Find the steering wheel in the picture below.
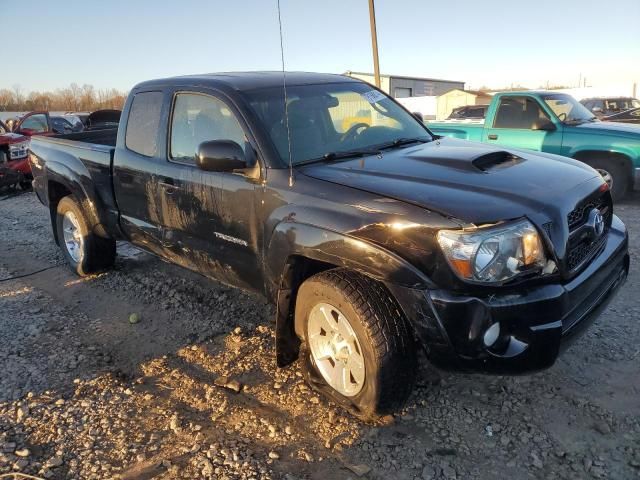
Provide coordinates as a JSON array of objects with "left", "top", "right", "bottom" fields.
[
  {"left": 340, "top": 122, "right": 370, "bottom": 143},
  {"left": 557, "top": 112, "right": 567, "bottom": 121}
]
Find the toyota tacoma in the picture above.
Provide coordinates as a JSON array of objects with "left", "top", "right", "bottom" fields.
[{"left": 29, "top": 73, "right": 629, "bottom": 419}]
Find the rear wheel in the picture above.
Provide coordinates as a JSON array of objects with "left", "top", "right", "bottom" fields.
[
  {"left": 582, "top": 159, "right": 629, "bottom": 201},
  {"left": 56, "top": 196, "right": 116, "bottom": 276},
  {"left": 295, "top": 269, "right": 417, "bottom": 420}
]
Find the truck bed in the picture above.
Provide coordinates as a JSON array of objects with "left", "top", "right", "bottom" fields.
[
  {"left": 29, "top": 128, "right": 119, "bottom": 231},
  {"left": 43, "top": 128, "right": 118, "bottom": 147}
]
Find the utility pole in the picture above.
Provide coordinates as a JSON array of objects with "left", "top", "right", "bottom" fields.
[{"left": 368, "top": 0, "right": 381, "bottom": 88}]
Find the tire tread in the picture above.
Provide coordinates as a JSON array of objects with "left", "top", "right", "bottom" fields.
[{"left": 308, "top": 268, "right": 417, "bottom": 413}]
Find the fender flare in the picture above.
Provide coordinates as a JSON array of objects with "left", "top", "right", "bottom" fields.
[{"left": 45, "top": 160, "right": 109, "bottom": 242}]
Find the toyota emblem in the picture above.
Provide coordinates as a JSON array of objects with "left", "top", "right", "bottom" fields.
[{"left": 590, "top": 209, "right": 605, "bottom": 237}]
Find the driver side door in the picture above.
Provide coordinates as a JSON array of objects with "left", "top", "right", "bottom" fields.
[
  {"left": 483, "top": 96, "right": 563, "bottom": 155},
  {"left": 157, "top": 90, "right": 264, "bottom": 292},
  {"left": 15, "top": 112, "right": 52, "bottom": 137}
]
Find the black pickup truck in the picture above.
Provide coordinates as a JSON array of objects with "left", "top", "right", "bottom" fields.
[{"left": 29, "top": 72, "right": 629, "bottom": 419}]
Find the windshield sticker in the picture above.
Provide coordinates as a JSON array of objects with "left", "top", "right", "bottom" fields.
[{"left": 361, "top": 90, "right": 386, "bottom": 104}]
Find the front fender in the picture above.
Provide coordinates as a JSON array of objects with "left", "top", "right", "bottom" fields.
[
  {"left": 266, "top": 221, "right": 431, "bottom": 294},
  {"left": 267, "top": 221, "right": 433, "bottom": 367},
  {"left": 568, "top": 145, "right": 639, "bottom": 165}
]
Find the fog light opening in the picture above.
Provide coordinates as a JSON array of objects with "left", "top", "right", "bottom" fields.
[{"left": 483, "top": 322, "right": 501, "bottom": 347}]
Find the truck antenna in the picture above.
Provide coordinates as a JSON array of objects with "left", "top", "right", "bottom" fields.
[{"left": 276, "top": 0, "right": 294, "bottom": 187}]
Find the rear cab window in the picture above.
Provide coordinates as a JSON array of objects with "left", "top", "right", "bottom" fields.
[{"left": 125, "top": 92, "right": 164, "bottom": 157}]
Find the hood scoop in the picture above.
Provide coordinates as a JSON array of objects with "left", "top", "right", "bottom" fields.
[{"left": 472, "top": 151, "right": 525, "bottom": 172}]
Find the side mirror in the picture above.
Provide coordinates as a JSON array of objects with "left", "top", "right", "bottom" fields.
[
  {"left": 531, "top": 119, "right": 556, "bottom": 131},
  {"left": 591, "top": 107, "right": 603, "bottom": 113},
  {"left": 412, "top": 112, "right": 423, "bottom": 122},
  {"left": 196, "top": 140, "right": 246, "bottom": 172}
]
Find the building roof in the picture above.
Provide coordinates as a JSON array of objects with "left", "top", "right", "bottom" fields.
[
  {"left": 345, "top": 71, "right": 465, "bottom": 84},
  {"left": 135, "top": 71, "right": 359, "bottom": 91}
]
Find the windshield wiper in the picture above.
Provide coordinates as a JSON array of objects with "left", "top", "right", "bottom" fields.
[
  {"left": 377, "top": 137, "right": 431, "bottom": 150},
  {"left": 563, "top": 118, "right": 592, "bottom": 125},
  {"left": 296, "top": 148, "right": 381, "bottom": 167}
]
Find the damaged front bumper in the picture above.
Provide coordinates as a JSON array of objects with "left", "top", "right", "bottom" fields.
[{"left": 392, "top": 215, "right": 629, "bottom": 374}]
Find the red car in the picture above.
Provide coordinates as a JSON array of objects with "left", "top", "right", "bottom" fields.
[{"left": 0, "top": 119, "right": 31, "bottom": 189}]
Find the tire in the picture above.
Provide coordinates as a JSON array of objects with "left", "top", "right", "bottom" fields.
[
  {"left": 19, "top": 180, "right": 32, "bottom": 191},
  {"left": 295, "top": 268, "right": 417, "bottom": 420},
  {"left": 582, "top": 159, "right": 630, "bottom": 201},
  {"left": 56, "top": 195, "right": 116, "bottom": 276}
]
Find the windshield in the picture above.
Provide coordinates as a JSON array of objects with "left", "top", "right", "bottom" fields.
[
  {"left": 543, "top": 94, "right": 596, "bottom": 124},
  {"left": 242, "top": 82, "right": 432, "bottom": 166}
]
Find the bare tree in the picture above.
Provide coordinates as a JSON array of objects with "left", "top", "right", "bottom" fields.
[
  {"left": 12, "top": 84, "right": 24, "bottom": 106},
  {"left": 0, "top": 83, "right": 127, "bottom": 112},
  {"left": 0, "top": 89, "right": 15, "bottom": 110}
]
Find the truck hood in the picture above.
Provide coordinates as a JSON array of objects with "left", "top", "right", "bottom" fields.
[
  {"left": 570, "top": 120, "right": 640, "bottom": 138},
  {"left": 0, "top": 132, "right": 29, "bottom": 145},
  {"left": 298, "top": 137, "right": 600, "bottom": 225}
]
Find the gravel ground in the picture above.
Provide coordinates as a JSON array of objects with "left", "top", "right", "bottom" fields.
[{"left": 0, "top": 190, "right": 639, "bottom": 480}]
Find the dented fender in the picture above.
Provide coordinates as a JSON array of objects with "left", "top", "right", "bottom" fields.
[
  {"left": 266, "top": 221, "right": 431, "bottom": 292},
  {"left": 266, "top": 221, "right": 432, "bottom": 367}
]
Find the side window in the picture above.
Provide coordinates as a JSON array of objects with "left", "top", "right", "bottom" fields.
[
  {"left": 20, "top": 114, "right": 48, "bottom": 133},
  {"left": 170, "top": 93, "right": 247, "bottom": 165},
  {"left": 125, "top": 91, "right": 164, "bottom": 157},
  {"left": 493, "top": 97, "right": 550, "bottom": 129}
]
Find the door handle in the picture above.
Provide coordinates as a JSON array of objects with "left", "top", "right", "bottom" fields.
[
  {"left": 159, "top": 177, "right": 177, "bottom": 194},
  {"left": 488, "top": 134, "right": 498, "bottom": 140}
]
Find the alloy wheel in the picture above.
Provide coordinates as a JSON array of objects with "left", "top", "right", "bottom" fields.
[{"left": 308, "top": 302, "right": 366, "bottom": 397}]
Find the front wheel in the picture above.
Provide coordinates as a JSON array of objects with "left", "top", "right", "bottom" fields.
[
  {"left": 56, "top": 196, "right": 116, "bottom": 276},
  {"left": 295, "top": 269, "right": 417, "bottom": 420}
]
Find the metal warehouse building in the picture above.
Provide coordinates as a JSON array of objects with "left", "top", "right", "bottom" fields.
[{"left": 344, "top": 71, "right": 465, "bottom": 98}]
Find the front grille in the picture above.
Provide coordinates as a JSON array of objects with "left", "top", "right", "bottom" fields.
[
  {"left": 567, "top": 234, "right": 607, "bottom": 271},
  {"left": 565, "top": 190, "right": 612, "bottom": 272},
  {"left": 567, "top": 196, "right": 609, "bottom": 230}
]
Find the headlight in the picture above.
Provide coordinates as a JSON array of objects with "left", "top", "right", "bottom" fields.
[{"left": 437, "top": 219, "right": 547, "bottom": 283}]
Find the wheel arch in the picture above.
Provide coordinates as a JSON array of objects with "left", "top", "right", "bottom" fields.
[
  {"left": 45, "top": 162, "right": 111, "bottom": 245},
  {"left": 572, "top": 150, "right": 633, "bottom": 182},
  {"left": 267, "top": 221, "right": 430, "bottom": 367}
]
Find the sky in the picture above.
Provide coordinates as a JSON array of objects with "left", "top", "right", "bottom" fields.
[{"left": 2, "top": 0, "right": 639, "bottom": 93}]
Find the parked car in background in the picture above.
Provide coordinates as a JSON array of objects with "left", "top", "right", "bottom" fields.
[
  {"left": 600, "top": 107, "right": 640, "bottom": 124},
  {"left": 10, "top": 112, "right": 61, "bottom": 137},
  {"left": 29, "top": 72, "right": 629, "bottom": 418},
  {"left": 63, "top": 112, "right": 91, "bottom": 127},
  {"left": 428, "top": 91, "right": 640, "bottom": 200},
  {"left": 581, "top": 97, "right": 640, "bottom": 121},
  {"left": 447, "top": 104, "right": 489, "bottom": 120},
  {"left": 0, "top": 119, "right": 31, "bottom": 189},
  {"left": 85, "top": 109, "right": 121, "bottom": 130},
  {"left": 51, "top": 116, "right": 83, "bottom": 134}
]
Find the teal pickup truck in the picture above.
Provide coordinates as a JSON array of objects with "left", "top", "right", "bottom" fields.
[{"left": 428, "top": 91, "right": 640, "bottom": 200}]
